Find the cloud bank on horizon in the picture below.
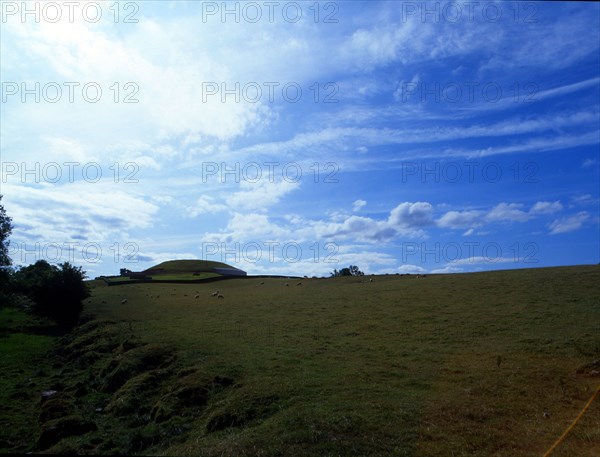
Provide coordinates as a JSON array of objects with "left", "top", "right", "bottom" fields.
[{"left": 1, "top": 0, "right": 599, "bottom": 277}]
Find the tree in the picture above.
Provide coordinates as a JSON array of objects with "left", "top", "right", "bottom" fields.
[
  {"left": 0, "top": 195, "right": 14, "bottom": 306},
  {"left": 13, "top": 260, "right": 90, "bottom": 328},
  {"left": 349, "top": 265, "right": 364, "bottom": 276},
  {"left": 330, "top": 265, "right": 364, "bottom": 277},
  {"left": 0, "top": 195, "right": 12, "bottom": 267}
]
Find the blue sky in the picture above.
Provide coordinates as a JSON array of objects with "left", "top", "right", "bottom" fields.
[{"left": 1, "top": 1, "right": 599, "bottom": 277}]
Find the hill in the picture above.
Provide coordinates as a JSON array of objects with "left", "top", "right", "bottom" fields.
[
  {"left": 103, "top": 260, "right": 247, "bottom": 284},
  {"left": 141, "top": 259, "right": 237, "bottom": 274},
  {"left": 1, "top": 265, "right": 599, "bottom": 455}
]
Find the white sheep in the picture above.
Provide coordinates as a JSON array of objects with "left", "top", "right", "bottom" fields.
[
  {"left": 194, "top": 294, "right": 200, "bottom": 299},
  {"left": 211, "top": 290, "right": 219, "bottom": 297},
  {"left": 121, "top": 299, "right": 128, "bottom": 304},
  {"left": 217, "top": 294, "right": 224, "bottom": 299},
  {"left": 369, "top": 278, "right": 373, "bottom": 283}
]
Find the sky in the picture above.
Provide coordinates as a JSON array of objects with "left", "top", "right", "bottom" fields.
[{"left": 0, "top": 0, "right": 599, "bottom": 278}]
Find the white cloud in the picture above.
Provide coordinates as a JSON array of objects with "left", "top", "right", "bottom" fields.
[
  {"left": 387, "top": 202, "right": 433, "bottom": 228},
  {"left": 352, "top": 199, "right": 367, "bottom": 212},
  {"left": 396, "top": 264, "right": 426, "bottom": 274},
  {"left": 225, "top": 179, "right": 299, "bottom": 211},
  {"left": 485, "top": 203, "right": 531, "bottom": 223},
  {"left": 449, "top": 256, "right": 517, "bottom": 266},
  {"left": 530, "top": 201, "right": 563, "bottom": 215},
  {"left": 549, "top": 212, "right": 590, "bottom": 234},
  {"left": 186, "top": 196, "right": 228, "bottom": 217},
  {"left": 437, "top": 210, "right": 484, "bottom": 229}
]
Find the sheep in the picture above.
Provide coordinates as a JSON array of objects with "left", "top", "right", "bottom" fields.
[
  {"left": 217, "top": 294, "right": 224, "bottom": 299},
  {"left": 285, "top": 283, "right": 289, "bottom": 287},
  {"left": 260, "top": 281, "right": 265, "bottom": 285},
  {"left": 194, "top": 294, "right": 200, "bottom": 299},
  {"left": 369, "top": 278, "right": 373, "bottom": 283},
  {"left": 121, "top": 299, "right": 128, "bottom": 304},
  {"left": 296, "top": 282, "right": 302, "bottom": 286},
  {"left": 211, "top": 290, "right": 219, "bottom": 297}
]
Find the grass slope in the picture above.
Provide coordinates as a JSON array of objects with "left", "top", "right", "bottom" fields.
[
  {"left": 1, "top": 265, "right": 599, "bottom": 455},
  {"left": 142, "top": 259, "right": 239, "bottom": 273}
]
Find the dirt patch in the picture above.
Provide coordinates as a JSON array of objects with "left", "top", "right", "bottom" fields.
[
  {"left": 206, "top": 394, "right": 280, "bottom": 432},
  {"left": 99, "top": 344, "right": 175, "bottom": 393},
  {"left": 37, "top": 415, "right": 97, "bottom": 450},
  {"left": 576, "top": 359, "right": 600, "bottom": 377}
]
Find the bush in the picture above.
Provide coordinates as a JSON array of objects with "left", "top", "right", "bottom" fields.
[{"left": 13, "top": 260, "right": 90, "bottom": 328}]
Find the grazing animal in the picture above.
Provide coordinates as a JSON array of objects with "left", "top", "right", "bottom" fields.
[
  {"left": 369, "top": 278, "right": 373, "bottom": 283},
  {"left": 194, "top": 295, "right": 200, "bottom": 299},
  {"left": 217, "top": 294, "right": 224, "bottom": 299},
  {"left": 260, "top": 281, "right": 264, "bottom": 285},
  {"left": 211, "top": 290, "right": 219, "bottom": 297},
  {"left": 296, "top": 282, "right": 302, "bottom": 286},
  {"left": 285, "top": 283, "right": 289, "bottom": 287},
  {"left": 121, "top": 299, "right": 128, "bottom": 304},
  {"left": 156, "top": 295, "right": 160, "bottom": 298}
]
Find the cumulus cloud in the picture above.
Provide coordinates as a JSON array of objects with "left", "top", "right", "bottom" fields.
[
  {"left": 549, "top": 212, "right": 589, "bottom": 234},
  {"left": 582, "top": 158, "right": 598, "bottom": 168},
  {"left": 530, "top": 200, "right": 563, "bottom": 215},
  {"left": 388, "top": 202, "right": 433, "bottom": 228},
  {"left": 225, "top": 179, "right": 300, "bottom": 211},
  {"left": 186, "top": 196, "right": 228, "bottom": 217},
  {"left": 437, "top": 210, "right": 484, "bottom": 229},
  {"left": 485, "top": 203, "right": 531, "bottom": 223},
  {"left": 352, "top": 199, "right": 367, "bottom": 212}
]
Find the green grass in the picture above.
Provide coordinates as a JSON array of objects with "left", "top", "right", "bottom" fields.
[
  {"left": 0, "top": 308, "right": 60, "bottom": 453},
  {"left": 142, "top": 259, "right": 237, "bottom": 273},
  {"left": 2, "top": 265, "right": 599, "bottom": 455}
]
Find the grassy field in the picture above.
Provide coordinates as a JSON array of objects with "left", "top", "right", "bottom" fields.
[{"left": 1, "top": 265, "right": 599, "bottom": 455}]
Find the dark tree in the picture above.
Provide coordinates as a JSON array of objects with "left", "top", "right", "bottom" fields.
[
  {"left": 0, "top": 195, "right": 14, "bottom": 306},
  {"left": 0, "top": 195, "right": 12, "bottom": 267},
  {"left": 13, "top": 260, "right": 90, "bottom": 328},
  {"left": 330, "top": 265, "right": 364, "bottom": 277},
  {"left": 349, "top": 265, "right": 364, "bottom": 276}
]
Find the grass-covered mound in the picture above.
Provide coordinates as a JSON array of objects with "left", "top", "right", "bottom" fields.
[{"left": 104, "top": 259, "right": 246, "bottom": 284}]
